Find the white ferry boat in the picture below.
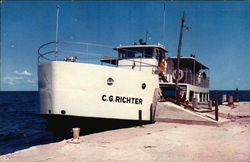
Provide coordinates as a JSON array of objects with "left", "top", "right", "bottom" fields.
[
  {"left": 38, "top": 12, "right": 210, "bottom": 128},
  {"left": 38, "top": 40, "right": 209, "bottom": 122},
  {"left": 38, "top": 40, "right": 163, "bottom": 123}
]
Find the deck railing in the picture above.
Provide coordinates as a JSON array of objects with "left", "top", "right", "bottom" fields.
[
  {"left": 38, "top": 41, "right": 159, "bottom": 72},
  {"left": 168, "top": 70, "right": 209, "bottom": 88},
  {"left": 38, "top": 41, "right": 117, "bottom": 65}
]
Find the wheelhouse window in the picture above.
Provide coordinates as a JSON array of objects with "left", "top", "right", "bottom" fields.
[{"left": 118, "top": 48, "right": 157, "bottom": 59}]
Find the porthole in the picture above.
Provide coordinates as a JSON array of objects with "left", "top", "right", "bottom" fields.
[
  {"left": 107, "top": 78, "right": 114, "bottom": 86},
  {"left": 61, "top": 110, "right": 66, "bottom": 115},
  {"left": 142, "top": 83, "right": 146, "bottom": 90}
]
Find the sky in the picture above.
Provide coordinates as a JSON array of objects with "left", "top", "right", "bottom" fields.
[{"left": 1, "top": 1, "right": 249, "bottom": 91}]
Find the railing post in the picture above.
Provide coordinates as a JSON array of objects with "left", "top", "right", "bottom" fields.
[
  {"left": 214, "top": 90, "right": 219, "bottom": 121},
  {"left": 86, "top": 44, "right": 89, "bottom": 63}
]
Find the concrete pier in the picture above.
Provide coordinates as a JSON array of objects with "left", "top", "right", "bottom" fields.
[{"left": 1, "top": 102, "right": 250, "bottom": 162}]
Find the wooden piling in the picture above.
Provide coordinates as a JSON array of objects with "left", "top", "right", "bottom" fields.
[
  {"left": 235, "top": 88, "right": 239, "bottom": 102},
  {"left": 138, "top": 110, "right": 142, "bottom": 127},
  {"left": 176, "top": 87, "right": 181, "bottom": 105},
  {"left": 214, "top": 91, "right": 219, "bottom": 121},
  {"left": 150, "top": 105, "right": 153, "bottom": 124}
]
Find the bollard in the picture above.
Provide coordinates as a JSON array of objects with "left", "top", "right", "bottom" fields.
[
  {"left": 228, "top": 95, "right": 234, "bottom": 105},
  {"left": 214, "top": 91, "right": 219, "bottom": 121},
  {"left": 208, "top": 100, "right": 212, "bottom": 109},
  {"left": 235, "top": 88, "right": 239, "bottom": 102},
  {"left": 138, "top": 110, "right": 142, "bottom": 127},
  {"left": 222, "top": 95, "right": 227, "bottom": 103},
  {"left": 72, "top": 128, "right": 80, "bottom": 141},
  {"left": 192, "top": 98, "right": 198, "bottom": 108},
  {"left": 67, "top": 127, "right": 81, "bottom": 144}
]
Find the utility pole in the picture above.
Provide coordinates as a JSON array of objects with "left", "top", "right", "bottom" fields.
[{"left": 175, "top": 12, "right": 186, "bottom": 104}]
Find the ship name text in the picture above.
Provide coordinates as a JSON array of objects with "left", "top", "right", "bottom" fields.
[{"left": 102, "top": 95, "right": 143, "bottom": 105}]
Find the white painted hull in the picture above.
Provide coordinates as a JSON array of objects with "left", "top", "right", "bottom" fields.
[{"left": 38, "top": 61, "right": 159, "bottom": 121}]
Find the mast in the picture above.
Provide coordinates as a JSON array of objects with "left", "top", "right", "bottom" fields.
[{"left": 175, "top": 12, "right": 186, "bottom": 104}]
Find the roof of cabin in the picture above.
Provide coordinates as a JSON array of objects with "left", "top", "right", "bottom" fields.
[
  {"left": 168, "top": 57, "right": 209, "bottom": 70},
  {"left": 113, "top": 44, "right": 168, "bottom": 52}
]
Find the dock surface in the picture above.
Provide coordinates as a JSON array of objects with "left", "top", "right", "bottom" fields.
[{"left": 1, "top": 102, "right": 250, "bottom": 162}]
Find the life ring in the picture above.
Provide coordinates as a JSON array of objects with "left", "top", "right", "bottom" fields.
[{"left": 172, "top": 69, "right": 184, "bottom": 81}]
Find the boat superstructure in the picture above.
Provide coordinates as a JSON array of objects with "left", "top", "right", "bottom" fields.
[{"left": 160, "top": 56, "right": 210, "bottom": 103}]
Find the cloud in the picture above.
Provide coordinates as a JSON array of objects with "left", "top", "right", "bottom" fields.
[
  {"left": 3, "top": 76, "right": 16, "bottom": 85},
  {"left": 3, "top": 76, "right": 37, "bottom": 86},
  {"left": 27, "top": 79, "right": 37, "bottom": 87},
  {"left": 3, "top": 76, "right": 25, "bottom": 85},
  {"left": 13, "top": 76, "right": 24, "bottom": 80},
  {"left": 27, "top": 79, "right": 36, "bottom": 83},
  {"left": 15, "top": 70, "right": 32, "bottom": 76},
  {"left": 3, "top": 70, "right": 35, "bottom": 87}
]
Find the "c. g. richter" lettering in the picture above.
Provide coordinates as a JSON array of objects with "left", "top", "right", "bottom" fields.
[{"left": 102, "top": 95, "right": 143, "bottom": 105}]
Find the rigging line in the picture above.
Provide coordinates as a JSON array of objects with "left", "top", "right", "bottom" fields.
[
  {"left": 162, "top": 1, "right": 166, "bottom": 45},
  {"left": 59, "top": 41, "right": 113, "bottom": 49},
  {"left": 58, "top": 50, "right": 109, "bottom": 57},
  {"left": 55, "top": 5, "right": 60, "bottom": 60}
]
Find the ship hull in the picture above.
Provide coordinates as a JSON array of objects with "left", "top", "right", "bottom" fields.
[{"left": 38, "top": 61, "right": 159, "bottom": 121}]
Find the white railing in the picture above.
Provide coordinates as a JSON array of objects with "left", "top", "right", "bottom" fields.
[
  {"left": 168, "top": 70, "right": 209, "bottom": 88},
  {"left": 38, "top": 41, "right": 116, "bottom": 65},
  {"left": 38, "top": 41, "right": 159, "bottom": 73}
]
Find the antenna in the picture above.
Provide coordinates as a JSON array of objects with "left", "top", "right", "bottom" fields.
[
  {"left": 162, "top": 2, "right": 166, "bottom": 45},
  {"left": 55, "top": 5, "right": 60, "bottom": 60},
  {"left": 145, "top": 31, "right": 148, "bottom": 44}
]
